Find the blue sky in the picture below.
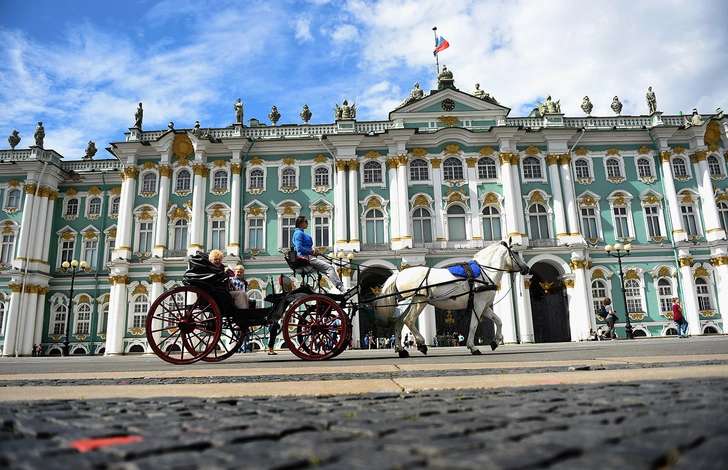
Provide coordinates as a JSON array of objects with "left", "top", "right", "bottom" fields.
[{"left": 1, "top": 0, "right": 727, "bottom": 159}]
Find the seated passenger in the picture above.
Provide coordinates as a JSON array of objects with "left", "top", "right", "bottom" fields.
[
  {"left": 292, "top": 215, "right": 344, "bottom": 292},
  {"left": 209, "top": 250, "right": 248, "bottom": 309}
]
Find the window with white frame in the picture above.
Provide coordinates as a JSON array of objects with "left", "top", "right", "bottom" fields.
[
  {"left": 681, "top": 202, "right": 700, "bottom": 236},
  {"left": 528, "top": 204, "right": 550, "bottom": 239},
  {"left": 281, "top": 216, "right": 296, "bottom": 248},
  {"left": 447, "top": 205, "right": 467, "bottom": 241},
  {"left": 141, "top": 173, "right": 157, "bottom": 193},
  {"left": 410, "top": 159, "right": 429, "bottom": 181},
  {"left": 249, "top": 169, "right": 264, "bottom": 190},
  {"left": 522, "top": 156, "right": 542, "bottom": 179},
  {"left": 363, "top": 161, "right": 383, "bottom": 184},
  {"left": 98, "top": 303, "right": 109, "bottom": 334},
  {"left": 247, "top": 217, "right": 264, "bottom": 250},
  {"left": 364, "top": 208, "right": 386, "bottom": 244},
  {"left": 210, "top": 219, "right": 226, "bottom": 251},
  {"left": 51, "top": 305, "right": 67, "bottom": 335},
  {"left": 581, "top": 207, "right": 599, "bottom": 240},
  {"left": 314, "top": 167, "right": 330, "bottom": 187},
  {"left": 606, "top": 158, "right": 622, "bottom": 178},
  {"left": 75, "top": 302, "right": 91, "bottom": 335},
  {"left": 176, "top": 169, "right": 191, "bottom": 191},
  {"left": 672, "top": 157, "right": 689, "bottom": 177},
  {"left": 657, "top": 277, "right": 673, "bottom": 315},
  {"left": 696, "top": 278, "right": 712, "bottom": 311},
  {"left": 613, "top": 206, "right": 631, "bottom": 238},
  {"left": 481, "top": 206, "right": 501, "bottom": 241},
  {"left": 644, "top": 205, "right": 662, "bottom": 237},
  {"left": 5, "top": 189, "right": 21, "bottom": 209},
  {"left": 1, "top": 231, "right": 16, "bottom": 264},
  {"left": 172, "top": 219, "right": 188, "bottom": 250},
  {"left": 65, "top": 197, "right": 79, "bottom": 217},
  {"left": 87, "top": 197, "right": 102, "bottom": 218},
  {"left": 59, "top": 238, "right": 75, "bottom": 265},
  {"left": 443, "top": 157, "right": 464, "bottom": 181},
  {"left": 718, "top": 201, "right": 728, "bottom": 232},
  {"left": 637, "top": 157, "right": 653, "bottom": 178},
  {"left": 110, "top": 196, "right": 120, "bottom": 216},
  {"left": 591, "top": 279, "right": 608, "bottom": 316},
  {"left": 313, "top": 215, "right": 331, "bottom": 248},
  {"left": 212, "top": 170, "right": 228, "bottom": 191},
  {"left": 137, "top": 221, "right": 154, "bottom": 253},
  {"left": 83, "top": 237, "right": 98, "bottom": 269},
  {"left": 131, "top": 295, "right": 148, "bottom": 329},
  {"left": 708, "top": 155, "right": 723, "bottom": 177},
  {"left": 625, "top": 278, "right": 643, "bottom": 313},
  {"left": 574, "top": 159, "right": 590, "bottom": 179},
  {"left": 477, "top": 157, "right": 497, "bottom": 179},
  {"left": 412, "top": 207, "right": 433, "bottom": 245},
  {"left": 281, "top": 168, "right": 297, "bottom": 189},
  {"left": 105, "top": 233, "right": 116, "bottom": 264}
]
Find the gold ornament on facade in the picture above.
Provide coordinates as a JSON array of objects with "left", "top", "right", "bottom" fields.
[
  {"left": 624, "top": 270, "right": 640, "bottom": 280},
  {"left": 23, "top": 183, "right": 37, "bottom": 195},
  {"left": 529, "top": 191, "right": 545, "bottom": 204},
  {"left": 606, "top": 148, "right": 621, "bottom": 156},
  {"left": 637, "top": 146, "right": 651, "bottom": 154},
  {"left": 129, "top": 328, "right": 145, "bottom": 336},
  {"left": 108, "top": 229, "right": 117, "bottom": 238},
  {"left": 172, "top": 207, "right": 190, "bottom": 220},
  {"left": 386, "top": 158, "right": 398, "bottom": 170},
  {"left": 558, "top": 154, "right": 571, "bottom": 165},
  {"left": 546, "top": 154, "right": 559, "bottom": 165},
  {"left": 699, "top": 310, "right": 716, "bottom": 318},
  {"left": 523, "top": 280, "right": 531, "bottom": 289},
  {"left": 366, "top": 198, "right": 382, "bottom": 210},
  {"left": 248, "top": 280, "right": 261, "bottom": 290},
  {"left": 570, "top": 259, "right": 587, "bottom": 270},
  {"left": 592, "top": 269, "right": 604, "bottom": 279},
  {"left": 111, "top": 275, "right": 130, "bottom": 285},
  {"left": 176, "top": 156, "right": 190, "bottom": 167},
  {"left": 229, "top": 163, "right": 242, "bottom": 175},
  {"left": 430, "top": 157, "right": 442, "bottom": 168},
  {"left": 110, "top": 186, "right": 122, "bottom": 195},
  {"left": 282, "top": 156, "right": 295, "bottom": 166},
  {"left": 484, "top": 192, "right": 499, "bottom": 204},
  {"left": 478, "top": 146, "right": 495, "bottom": 156},
  {"left": 123, "top": 167, "right": 139, "bottom": 179},
  {"left": 673, "top": 146, "right": 685, "bottom": 154},
  {"left": 448, "top": 192, "right": 463, "bottom": 203},
  {"left": 281, "top": 186, "right": 297, "bottom": 194},
  {"left": 659, "top": 151, "right": 672, "bottom": 163},
  {"left": 413, "top": 195, "right": 430, "bottom": 208},
  {"left": 249, "top": 156, "right": 263, "bottom": 166},
  {"left": 173, "top": 134, "right": 194, "bottom": 158},
  {"left": 465, "top": 157, "right": 478, "bottom": 168},
  {"left": 185, "top": 200, "right": 193, "bottom": 210},
  {"left": 132, "top": 284, "right": 148, "bottom": 296},
  {"left": 574, "top": 147, "right": 589, "bottom": 156},
  {"left": 498, "top": 152, "right": 513, "bottom": 165},
  {"left": 88, "top": 186, "right": 102, "bottom": 196},
  {"left": 335, "top": 160, "right": 348, "bottom": 171},
  {"left": 77, "top": 294, "right": 90, "bottom": 304},
  {"left": 444, "top": 144, "right": 461, "bottom": 155},
  {"left": 694, "top": 266, "right": 710, "bottom": 278},
  {"left": 192, "top": 164, "right": 208, "bottom": 177},
  {"left": 411, "top": 147, "right": 428, "bottom": 157},
  {"left": 85, "top": 230, "right": 97, "bottom": 240},
  {"left": 282, "top": 202, "right": 296, "bottom": 215},
  {"left": 24, "top": 285, "right": 40, "bottom": 294},
  {"left": 710, "top": 256, "right": 728, "bottom": 266},
  {"left": 8, "top": 179, "right": 20, "bottom": 187},
  {"left": 439, "top": 116, "right": 460, "bottom": 127},
  {"left": 211, "top": 159, "right": 226, "bottom": 168},
  {"left": 347, "top": 160, "right": 359, "bottom": 171},
  {"left": 563, "top": 279, "right": 575, "bottom": 288},
  {"left": 365, "top": 150, "right": 381, "bottom": 159},
  {"left": 314, "top": 154, "right": 328, "bottom": 163},
  {"left": 580, "top": 196, "right": 596, "bottom": 206},
  {"left": 539, "top": 281, "right": 553, "bottom": 292},
  {"left": 149, "top": 273, "right": 166, "bottom": 283},
  {"left": 704, "top": 120, "right": 721, "bottom": 146},
  {"left": 39, "top": 286, "right": 51, "bottom": 295},
  {"left": 397, "top": 154, "right": 409, "bottom": 167},
  {"left": 65, "top": 187, "right": 78, "bottom": 196},
  {"left": 314, "top": 204, "right": 329, "bottom": 214},
  {"left": 60, "top": 231, "right": 75, "bottom": 240},
  {"left": 658, "top": 266, "right": 672, "bottom": 277},
  {"left": 678, "top": 257, "right": 693, "bottom": 268},
  {"left": 139, "top": 208, "right": 153, "bottom": 220},
  {"left": 525, "top": 145, "right": 541, "bottom": 155},
  {"left": 444, "top": 310, "right": 454, "bottom": 324},
  {"left": 643, "top": 195, "right": 660, "bottom": 205},
  {"left": 9, "top": 283, "right": 22, "bottom": 293},
  {"left": 681, "top": 193, "right": 694, "bottom": 204},
  {"left": 247, "top": 206, "right": 262, "bottom": 217},
  {"left": 613, "top": 192, "right": 626, "bottom": 205},
  {"left": 141, "top": 161, "right": 156, "bottom": 170}
]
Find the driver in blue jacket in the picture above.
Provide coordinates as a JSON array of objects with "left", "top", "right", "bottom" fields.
[{"left": 292, "top": 215, "right": 344, "bottom": 292}]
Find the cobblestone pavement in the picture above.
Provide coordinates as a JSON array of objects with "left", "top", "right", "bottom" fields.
[{"left": 1, "top": 377, "right": 726, "bottom": 470}]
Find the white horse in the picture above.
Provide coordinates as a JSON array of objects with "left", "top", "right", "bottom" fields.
[{"left": 374, "top": 242, "right": 529, "bottom": 356}]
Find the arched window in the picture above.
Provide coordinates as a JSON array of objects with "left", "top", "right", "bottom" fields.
[
  {"left": 110, "top": 196, "right": 120, "bottom": 215},
  {"left": 176, "top": 169, "right": 191, "bottom": 191},
  {"left": 250, "top": 169, "right": 264, "bottom": 189},
  {"left": 606, "top": 158, "right": 622, "bottom": 178},
  {"left": 66, "top": 198, "right": 79, "bottom": 216},
  {"left": 637, "top": 157, "right": 653, "bottom": 178},
  {"left": 75, "top": 303, "right": 91, "bottom": 335},
  {"left": 132, "top": 295, "right": 148, "bottom": 329},
  {"left": 412, "top": 207, "right": 433, "bottom": 245},
  {"left": 481, "top": 206, "right": 501, "bottom": 241},
  {"left": 142, "top": 173, "right": 157, "bottom": 193},
  {"left": 574, "top": 160, "right": 590, "bottom": 179},
  {"left": 523, "top": 157, "right": 542, "bottom": 179},
  {"left": 625, "top": 279, "right": 643, "bottom": 313},
  {"left": 6, "top": 189, "right": 21, "bottom": 209},
  {"left": 591, "top": 279, "right": 608, "bottom": 316},
  {"left": 52, "top": 305, "right": 67, "bottom": 335},
  {"left": 363, "top": 161, "right": 383, "bottom": 184},
  {"left": 173, "top": 219, "right": 188, "bottom": 250},
  {"left": 718, "top": 201, "right": 728, "bottom": 232},
  {"left": 88, "top": 197, "right": 102, "bottom": 217},
  {"left": 314, "top": 167, "right": 330, "bottom": 187},
  {"left": 447, "top": 205, "right": 467, "bottom": 241},
  {"left": 696, "top": 278, "right": 712, "bottom": 311},
  {"left": 281, "top": 168, "right": 296, "bottom": 188},
  {"left": 212, "top": 170, "right": 228, "bottom": 191},
  {"left": 528, "top": 204, "right": 549, "bottom": 239},
  {"left": 657, "top": 278, "right": 673, "bottom": 315},
  {"left": 443, "top": 158, "right": 464, "bottom": 181},
  {"left": 708, "top": 155, "right": 722, "bottom": 177},
  {"left": 364, "top": 208, "right": 386, "bottom": 244},
  {"left": 410, "top": 159, "right": 429, "bottom": 181},
  {"left": 478, "top": 157, "right": 497, "bottom": 179},
  {"left": 672, "top": 157, "right": 688, "bottom": 177}
]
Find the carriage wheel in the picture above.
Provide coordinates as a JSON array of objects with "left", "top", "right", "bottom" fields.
[
  {"left": 146, "top": 286, "right": 222, "bottom": 365},
  {"left": 201, "top": 317, "right": 245, "bottom": 362},
  {"left": 283, "top": 294, "right": 348, "bottom": 361}
]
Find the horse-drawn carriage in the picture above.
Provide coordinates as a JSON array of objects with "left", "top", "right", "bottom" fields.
[{"left": 145, "top": 242, "right": 529, "bottom": 364}]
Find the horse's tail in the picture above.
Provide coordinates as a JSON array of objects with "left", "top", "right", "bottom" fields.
[{"left": 374, "top": 273, "right": 399, "bottom": 316}]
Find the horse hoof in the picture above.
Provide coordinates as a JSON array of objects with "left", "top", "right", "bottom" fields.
[
  {"left": 490, "top": 340, "right": 499, "bottom": 351},
  {"left": 471, "top": 349, "right": 482, "bottom": 355},
  {"left": 419, "top": 345, "right": 428, "bottom": 355},
  {"left": 398, "top": 350, "right": 410, "bottom": 358}
]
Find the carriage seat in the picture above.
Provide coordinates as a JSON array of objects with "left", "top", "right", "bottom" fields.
[{"left": 285, "top": 247, "right": 317, "bottom": 277}]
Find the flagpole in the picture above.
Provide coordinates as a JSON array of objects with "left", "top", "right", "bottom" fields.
[{"left": 433, "top": 26, "right": 440, "bottom": 75}]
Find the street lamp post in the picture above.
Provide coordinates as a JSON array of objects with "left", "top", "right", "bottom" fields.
[
  {"left": 61, "top": 259, "right": 88, "bottom": 356},
  {"left": 604, "top": 243, "right": 634, "bottom": 340}
]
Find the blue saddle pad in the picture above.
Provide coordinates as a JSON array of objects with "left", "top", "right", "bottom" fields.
[{"left": 447, "top": 260, "right": 482, "bottom": 278}]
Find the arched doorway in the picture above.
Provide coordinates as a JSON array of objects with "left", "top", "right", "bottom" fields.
[
  {"left": 357, "top": 265, "right": 396, "bottom": 349},
  {"left": 529, "top": 262, "right": 570, "bottom": 343}
]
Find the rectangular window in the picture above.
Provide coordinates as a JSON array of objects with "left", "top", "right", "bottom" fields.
[
  {"left": 613, "top": 207, "right": 630, "bottom": 238},
  {"left": 248, "top": 218, "right": 264, "bottom": 250},
  {"left": 681, "top": 206, "right": 699, "bottom": 236},
  {"left": 132, "top": 303, "right": 147, "bottom": 329},
  {"left": 83, "top": 239, "right": 98, "bottom": 269},
  {"left": 581, "top": 207, "right": 598, "bottom": 239},
  {"left": 281, "top": 217, "right": 296, "bottom": 248},
  {"left": 211, "top": 220, "right": 226, "bottom": 251},
  {"left": 60, "top": 240, "right": 75, "bottom": 264},
  {"left": 314, "top": 216, "right": 330, "bottom": 247},
  {"left": 1, "top": 233, "right": 15, "bottom": 264},
  {"left": 106, "top": 238, "right": 116, "bottom": 263},
  {"left": 76, "top": 306, "right": 91, "bottom": 335},
  {"left": 366, "top": 218, "right": 385, "bottom": 244},
  {"left": 645, "top": 206, "right": 662, "bottom": 237},
  {"left": 52, "top": 308, "right": 66, "bottom": 335},
  {"left": 138, "top": 222, "right": 153, "bottom": 252}
]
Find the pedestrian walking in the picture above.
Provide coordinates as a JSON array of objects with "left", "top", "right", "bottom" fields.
[
  {"left": 673, "top": 297, "right": 688, "bottom": 338},
  {"left": 603, "top": 298, "right": 618, "bottom": 340}
]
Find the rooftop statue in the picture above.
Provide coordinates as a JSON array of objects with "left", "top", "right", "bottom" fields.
[
  {"left": 34, "top": 121, "right": 45, "bottom": 148},
  {"left": 537, "top": 95, "right": 561, "bottom": 115},
  {"left": 300, "top": 104, "right": 312, "bottom": 124},
  {"left": 473, "top": 83, "right": 485, "bottom": 99},
  {"left": 684, "top": 108, "right": 704, "bottom": 127},
  {"left": 437, "top": 65, "right": 455, "bottom": 90},
  {"left": 192, "top": 121, "right": 202, "bottom": 137},
  {"left": 8, "top": 130, "right": 20, "bottom": 150},
  {"left": 646, "top": 86, "right": 657, "bottom": 114},
  {"left": 234, "top": 98, "right": 244, "bottom": 124},
  {"left": 133, "top": 102, "right": 143, "bottom": 129},
  {"left": 335, "top": 100, "right": 356, "bottom": 120},
  {"left": 397, "top": 82, "right": 425, "bottom": 109},
  {"left": 269, "top": 106, "right": 281, "bottom": 126},
  {"left": 83, "top": 141, "right": 97, "bottom": 160},
  {"left": 611, "top": 96, "right": 623, "bottom": 116},
  {"left": 581, "top": 96, "right": 593, "bottom": 116}
]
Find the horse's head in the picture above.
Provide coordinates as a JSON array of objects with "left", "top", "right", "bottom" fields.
[{"left": 500, "top": 241, "right": 530, "bottom": 275}]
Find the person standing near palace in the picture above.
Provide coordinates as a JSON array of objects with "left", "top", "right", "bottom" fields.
[
  {"left": 292, "top": 215, "right": 344, "bottom": 292},
  {"left": 673, "top": 297, "right": 688, "bottom": 338},
  {"left": 603, "top": 298, "right": 618, "bottom": 340}
]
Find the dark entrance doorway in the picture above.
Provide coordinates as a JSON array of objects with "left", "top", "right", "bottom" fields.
[
  {"left": 529, "top": 262, "right": 570, "bottom": 343},
  {"left": 435, "top": 307, "right": 494, "bottom": 347},
  {"left": 356, "top": 266, "right": 396, "bottom": 349}
]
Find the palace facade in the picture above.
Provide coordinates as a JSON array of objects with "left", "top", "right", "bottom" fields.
[{"left": 1, "top": 76, "right": 727, "bottom": 356}]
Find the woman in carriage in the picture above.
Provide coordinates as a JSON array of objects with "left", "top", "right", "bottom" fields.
[{"left": 292, "top": 216, "right": 344, "bottom": 292}]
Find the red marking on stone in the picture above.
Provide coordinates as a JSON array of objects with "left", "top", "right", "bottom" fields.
[{"left": 71, "top": 436, "right": 144, "bottom": 452}]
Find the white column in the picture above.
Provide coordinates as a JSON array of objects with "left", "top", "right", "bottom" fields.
[
  {"left": 517, "top": 275, "right": 535, "bottom": 343},
  {"left": 153, "top": 166, "right": 171, "bottom": 257},
  {"left": 148, "top": 273, "right": 165, "bottom": 353},
  {"left": 546, "top": 155, "right": 568, "bottom": 239},
  {"left": 115, "top": 168, "right": 138, "bottom": 259},
  {"left": 712, "top": 257, "right": 728, "bottom": 333},
  {"left": 188, "top": 164, "right": 207, "bottom": 255},
  {"left": 104, "top": 275, "right": 129, "bottom": 355},
  {"left": 30, "top": 191, "right": 49, "bottom": 263},
  {"left": 499, "top": 153, "right": 519, "bottom": 239},
  {"left": 2, "top": 285, "right": 23, "bottom": 356},
  {"left": 334, "top": 160, "right": 348, "bottom": 247},
  {"left": 387, "top": 157, "right": 401, "bottom": 249},
  {"left": 465, "top": 158, "right": 483, "bottom": 244},
  {"left": 34, "top": 287, "right": 49, "bottom": 347},
  {"left": 496, "top": 273, "right": 517, "bottom": 343},
  {"left": 397, "top": 155, "right": 412, "bottom": 248},
  {"left": 693, "top": 152, "right": 725, "bottom": 241},
  {"left": 559, "top": 155, "right": 580, "bottom": 237},
  {"left": 511, "top": 160, "right": 526, "bottom": 237},
  {"left": 431, "top": 158, "right": 446, "bottom": 245},
  {"left": 348, "top": 161, "right": 360, "bottom": 250},
  {"left": 678, "top": 254, "right": 700, "bottom": 337},
  {"left": 41, "top": 192, "right": 57, "bottom": 264},
  {"left": 20, "top": 288, "right": 39, "bottom": 356},
  {"left": 13, "top": 185, "right": 36, "bottom": 270},
  {"left": 569, "top": 259, "right": 592, "bottom": 341},
  {"left": 660, "top": 152, "right": 687, "bottom": 242},
  {"left": 229, "top": 162, "right": 242, "bottom": 256}
]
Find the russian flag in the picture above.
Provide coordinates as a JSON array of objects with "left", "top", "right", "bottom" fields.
[{"left": 433, "top": 36, "right": 450, "bottom": 56}]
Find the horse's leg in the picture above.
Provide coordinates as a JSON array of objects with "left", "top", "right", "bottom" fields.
[
  {"left": 482, "top": 306, "right": 503, "bottom": 351},
  {"left": 402, "top": 299, "right": 428, "bottom": 355},
  {"left": 466, "top": 307, "right": 483, "bottom": 355},
  {"left": 393, "top": 317, "right": 408, "bottom": 358}
]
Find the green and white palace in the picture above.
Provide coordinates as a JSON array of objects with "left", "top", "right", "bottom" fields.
[{"left": 2, "top": 73, "right": 727, "bottom": 356}]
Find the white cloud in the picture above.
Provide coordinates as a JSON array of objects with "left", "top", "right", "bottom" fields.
[
  {"left": 331, "top": 24, "right": 359, "bottom": 43},
  {"left": 294, "top": 18, "right": 314, "bottom": 42}
]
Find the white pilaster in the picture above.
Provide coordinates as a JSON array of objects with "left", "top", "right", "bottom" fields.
[
  {"left": 229, "top": 162, "right": 242, "bottom": 256},
  {"left": 498, "top": 152, "right": 521, "bottom": 243},
  {"left": 347, "top": 161, "right": 360, "bottom": 251},
  {"left": 2, "top": 286, "right": 23, "bottom": 356},
  {"left": 40, "top": 193, "right": 57, "bottom": 266},
  {"left": 153, "top": 166, "right": 171, "bottom": 257},
  {"left": 34, "top": 288, "right": 48, "bottom": 347},
  {"left": 13, "top": 186, "right": 35, "bottom": 270},
  {"left": 678, "top": 253, "right": 700, "bottom": 337},
  {"left": 148, "top": 272, "right": 165, "bottom": 353},
  {"left": 693, "top": 152, "right": 725, "bottom": 241},
  {"left": 396, "top": 155, "right": 412, "bottom": 248},
  {"left": 431, "top": 158, "right": 446, "bottom": 245},
  {"left": 188, "top": 164, "right": 207, "bottom": 255},
  {"left": 387, "top": 157, "right": 401, "bottom": 249},
  {"left": 465, "top": 158, "right": 483, "bottom": 244},
  {"left": 115, "top": 168, "right": 138, "bottom": 259},
  {"left": 20, "top": 289, "right": 39, "bottom": 356},
  {"left": 568, "top": 258, "right": 592, "bottom": 341},
  {"left": 660, "top": 152, "right": 687, "bottom": 242},
  {"left": 496, "top": 273, "right": 517, "bottom": 343},
  {"left": 334, "top": 160, "right": 348, "bottom": 248},
  {"left": 559, "top": 155, "right": 581, "bottom": 239},
  {"left": 104, "top": 273, "right": 129, "bottom": 355},
  {"left": 30, "top": 191, "right": 49, "bottom": 265},
  {"left": 712, "top": 257, "right": 728, "bottom": 333},
  {"left": 546, "top": 155, "right": 568, "bottom": 239}
]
